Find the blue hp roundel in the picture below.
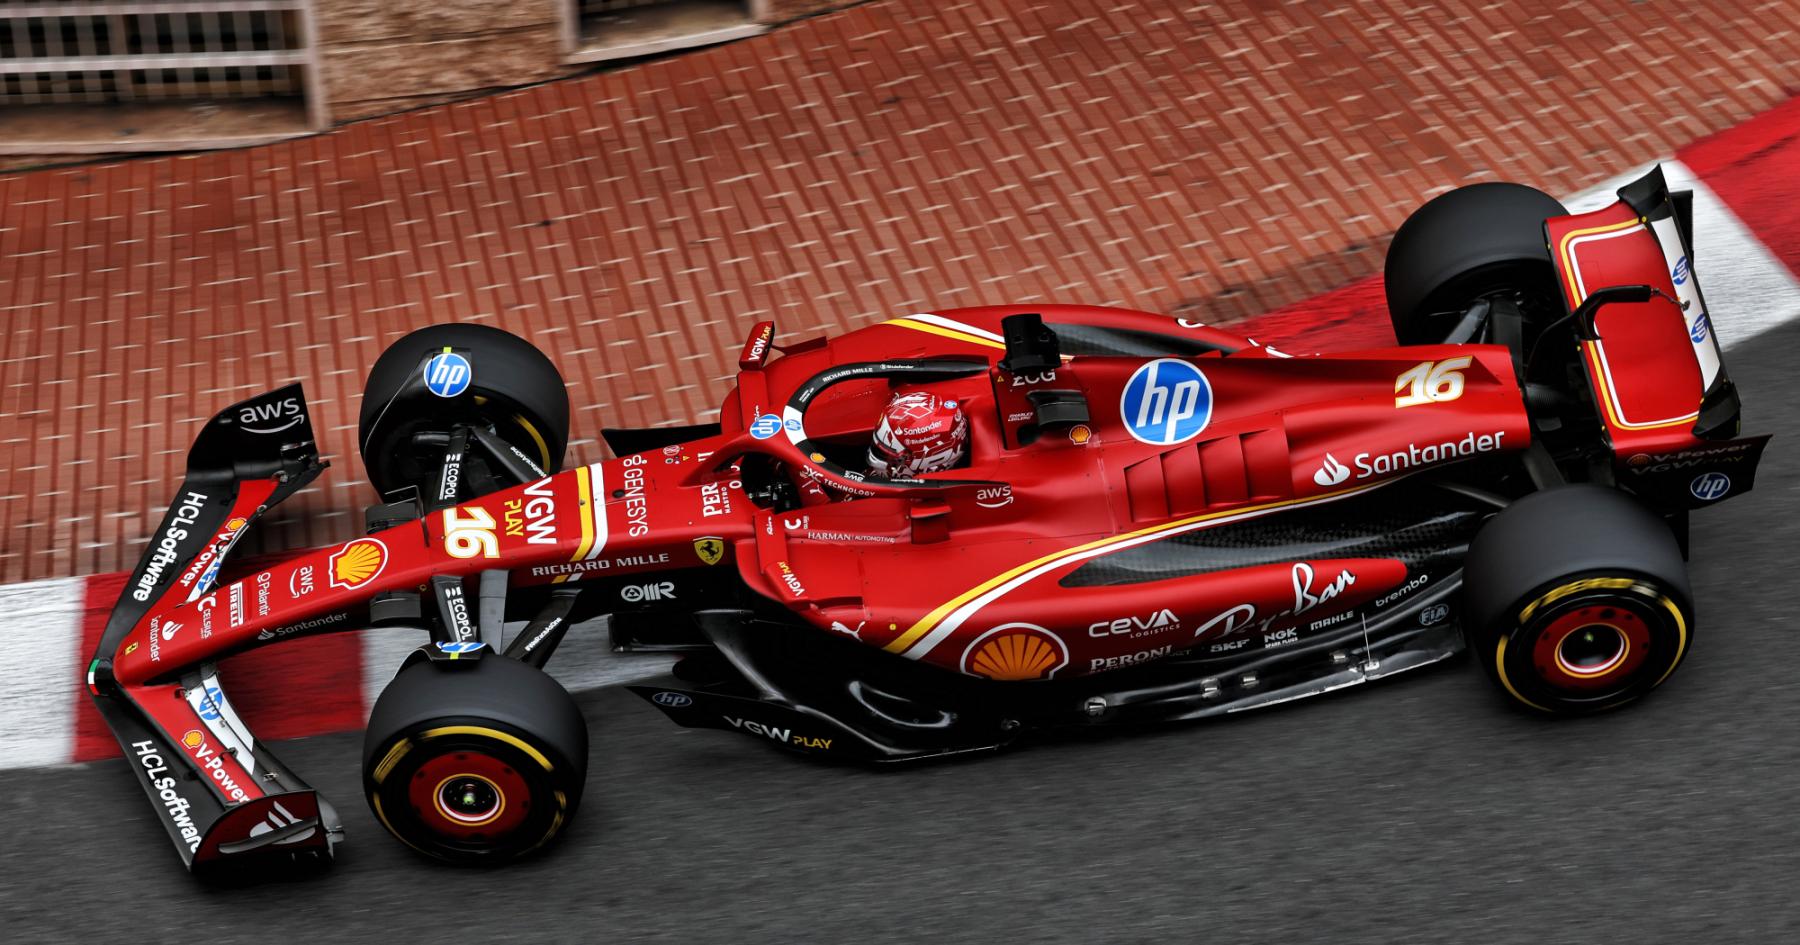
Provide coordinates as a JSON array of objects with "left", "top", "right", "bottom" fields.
[
  {"left": 1689, "top": 472, "right": 1730, "bottom": 501},
  {"left": 1120, "top": 359, "right": 1213, "bottom": 445},
  {"left": 1671, "top": 255, "right": 1690, "bottom": 286},
  {"left": 749, "top": 413, "right": 782, "bottom": 439},
  {"left": 423, "top": 352, "right": 473, "bottom": 398}
]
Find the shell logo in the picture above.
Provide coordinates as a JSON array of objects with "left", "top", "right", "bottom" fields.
[
  {"left": 1068, "top": 424, "right": 1092, "bottom": 445},
  {"left": 961, "top": 623, "right": 1068, "bottom": 681},
  {"left": 329, "top": 538, "right": 388, "bottom": 589},
  {"left": 182, "top": 730, "right": 204, "bottom": 749},
  {"left": 226, "top": 516, "right": 248, "bottom": 531}
]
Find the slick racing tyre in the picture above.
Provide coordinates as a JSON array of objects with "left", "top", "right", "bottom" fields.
[
  {"left": 359, "top": 323, "right": 571, "bottom": 497},
  {"left": 1384, "top": 181, "right": 1568, "bottom": 346},
  {"left": 363, "top": 655, "right": 588, "bottom": 864},
  {"left": 1463, "top": 485, "right": 1695, "bottom": 715}
]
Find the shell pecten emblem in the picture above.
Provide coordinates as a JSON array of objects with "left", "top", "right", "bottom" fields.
[
  {"left": 961, "top": 623, "right": 1069, "bottom": 680},
  {"left": 329, "top": 538, "right": 388, "bottom": 590}
]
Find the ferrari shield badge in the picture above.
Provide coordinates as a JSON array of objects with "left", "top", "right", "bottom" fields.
[{"left": 693, "top": 537, "right": 726, "bottom": 566}]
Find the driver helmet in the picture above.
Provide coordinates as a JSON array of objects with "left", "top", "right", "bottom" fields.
[{"left": 867, "top": 390, "right": 967, "bottom": 477}]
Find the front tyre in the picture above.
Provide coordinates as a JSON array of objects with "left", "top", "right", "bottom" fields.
[
  {"left": 363, "top": 656, "right": 588, "bottom": 864},
  {"left": 1464, "top": 486, "right": 1695, "bottom": 715}
]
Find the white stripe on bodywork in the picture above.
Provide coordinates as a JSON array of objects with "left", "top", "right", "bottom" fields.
[
  {"left": 0, "top": 578, "right": 85, "bottom": 769},
  {"left": 907, "top": 312, "right": 1006, "bottom": 342},
  {"left": 189, "top": 665, "right": 257, "bottom": 775}
]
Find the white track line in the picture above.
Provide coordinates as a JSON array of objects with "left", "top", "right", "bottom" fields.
[
  {"left": 1563, "top": 160, "right": 1800, "bottom": 351},
  {"left": 0, "top": 578, "right": 87, "bottom": 769}
]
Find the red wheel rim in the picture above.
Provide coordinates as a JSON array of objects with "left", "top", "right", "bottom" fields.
[
  {"left": 1530, "top": 602, "right": 1652, "bottom": 691},
  {"left": 408, "top": 750, "right": 532, "bottom": 840}
]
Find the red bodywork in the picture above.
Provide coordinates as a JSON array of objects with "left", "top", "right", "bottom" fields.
[{"left": 111, "top": 184, "right": 1726, "bottom": 692}]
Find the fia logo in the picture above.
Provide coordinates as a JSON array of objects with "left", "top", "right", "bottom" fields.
[
  {"left": 1689, "top": 472, "right": 1730, "bottom": 501},
  {"left": 423, "top": 352, "right": 473, "bottom": 398},
  {"left": 1120, "top": 359, "right": 1212, "bottom": 445}
]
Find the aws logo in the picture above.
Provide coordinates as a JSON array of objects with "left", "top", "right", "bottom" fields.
[{"left": 238, "top": 396, "right": 303, "bottom": 435}]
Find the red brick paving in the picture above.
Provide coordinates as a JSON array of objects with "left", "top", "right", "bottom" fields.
[{"left": 3, "top": 0, "right": 1799, "bottom": 583}]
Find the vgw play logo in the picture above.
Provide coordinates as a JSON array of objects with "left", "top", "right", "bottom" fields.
[{"left": 1120, "top": 359, "right": 1213, "bottom": 445}]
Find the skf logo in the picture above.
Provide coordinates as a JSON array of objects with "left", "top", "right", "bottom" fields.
[
  {"left": 1313, "top": 453, "right": 1350, "bottom": 487},
  {"left": 329, "top": 538, "right": 387, "bottom": 589}
]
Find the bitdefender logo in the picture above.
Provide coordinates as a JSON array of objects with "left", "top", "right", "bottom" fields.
[{"left": 1312, "top": 453, "right": 1350, "bottom": 487}]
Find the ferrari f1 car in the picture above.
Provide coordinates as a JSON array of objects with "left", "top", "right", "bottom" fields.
[{"left": 89, "top": 166, "right": 1769, "bottom": 870}]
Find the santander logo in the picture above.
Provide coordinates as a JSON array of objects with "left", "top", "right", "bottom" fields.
[{"left": 1313, "top": 453, "right": 1350, "bottom": 487}]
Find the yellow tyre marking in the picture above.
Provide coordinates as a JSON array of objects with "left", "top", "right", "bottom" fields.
[
  {"left": 513, "top": 414, "right": 553, "bottom": 470},
  {"left": 1494, "top": 635, "right": 1553, "bottom": 713}
]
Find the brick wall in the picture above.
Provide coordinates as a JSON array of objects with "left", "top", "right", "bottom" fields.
[{"left": 313, "top": 0, "right": 574, "bottom": 120}]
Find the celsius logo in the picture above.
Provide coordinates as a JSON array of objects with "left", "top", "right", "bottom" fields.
[
  {"left": 1313, "top": 453, "right": 1350, "bottom": 487},
  {"left": 1672, "top": 255, "right": 1690, "bottom": 286},
  {"left": 652, "top": 691, "right": 692, "bottom": 708},
  {"left": 238, "top": 396, "right": 303, "bottom": 435},
  {"left": 1689, "top": 313, "right": 1711, "bottom": 345},
  {"left": 1120, "top": 359, "right": 1213, "bottom": 445},
  {"left": 423, "top": 352, "right": 472, "bottom": 398},
  {"left": 1690, "top": 472, "right": 1730, "bottom": 501}
]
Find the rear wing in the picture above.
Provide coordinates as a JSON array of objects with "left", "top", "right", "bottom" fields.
[
  {"left": 1544, "top": 164, "right": 1769, "bottom": 509},
  {"left": 87, "top": 385, "right": 341, "bottom": 870}
]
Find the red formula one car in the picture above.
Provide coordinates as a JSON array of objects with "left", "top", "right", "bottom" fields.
[{"left": 88, "top": 166, "right": 1769, "bottom": 871}]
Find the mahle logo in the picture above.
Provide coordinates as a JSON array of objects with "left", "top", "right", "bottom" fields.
[{"left": 1120, "top": 359, "right": 1212, "bottom": 445}]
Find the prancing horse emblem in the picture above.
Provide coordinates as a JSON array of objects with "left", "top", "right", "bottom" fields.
[{"left": 693, "top": 537, "right": 725, "bottom": 566}]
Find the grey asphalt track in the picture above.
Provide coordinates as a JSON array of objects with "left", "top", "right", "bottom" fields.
[{"left": 4, "top": 319, "right": 1798, "bottom": 944}]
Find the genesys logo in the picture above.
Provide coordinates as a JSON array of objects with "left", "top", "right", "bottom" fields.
[
  {"left": 1121, "top": 359, "right": 1213, "bottom": 445},
  {"left": 238, "top": 396, "right": 304, "bottom": 435},
  {"left": 1312, "top": 432, "right": 1506, "bottom": 485}
]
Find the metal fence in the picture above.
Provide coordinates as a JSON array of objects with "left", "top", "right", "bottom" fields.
[{"left": 0, "top": 1, "right": 323, "bottom": 127}]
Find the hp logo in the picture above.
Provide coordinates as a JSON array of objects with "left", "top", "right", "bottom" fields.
[
  {"left": 423, "top": 352, "right": 473, "bottom": 398},
  {"left": 1689, "top": 472, "right": 1730, "bottom": 501},
  {"left": 1689, "top": 313, "right": 1711, "bottom": 345},
  {"left": 1671, "top": 255, "right": 1690, "bottom": 286},
  {"left": 749, "top": 413, "right": 782, "bottom": 439},
  {"left": 197, "top": 686, "right": 224, "bottom": 722},
  {"left": 1120, "top": 359, "right": 1212, "bottom": 445},
  {"left": 652, "top": 691, "right": 692, "bottom": 708}
]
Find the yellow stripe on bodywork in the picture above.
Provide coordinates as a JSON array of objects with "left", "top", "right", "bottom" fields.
[
  {"left": 553, "top": 465, "right": 596, "bottom": 584},
  {"left": 1556, "top": 216, "right": 1644, "bottom": 305},
  {"left": 884, "top": 317, "right": 1007, "bottom": 351},
  {"left": 1581, "top": 341, "right": 1700, "bottom": 431},
  {"left": 883, "top": 481, "right": 1387, "bottom": 655}
]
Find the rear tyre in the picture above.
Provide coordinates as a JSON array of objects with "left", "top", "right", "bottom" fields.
[
  {"left": 1384, "top": 182, "right": 1568, "bottom": 345},
  {"left": 359, "top": 323, "right": 571, "bottom": 497},
  {"left": 1463, "top": 485, "right": 1695, "bottom": 715},
  {"left": 363, "top": 656, "right": 588, "bottom": 864}
]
